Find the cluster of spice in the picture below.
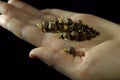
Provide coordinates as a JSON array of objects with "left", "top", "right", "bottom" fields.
[{"left": 36, "top": 17, "right": 100, "bottom": 41}]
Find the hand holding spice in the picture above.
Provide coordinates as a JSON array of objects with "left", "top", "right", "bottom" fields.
[{"left": 0, "top": 0, "right": 120, "bottom": 80}]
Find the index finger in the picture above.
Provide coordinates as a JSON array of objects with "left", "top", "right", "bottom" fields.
[
  {"left": 8, "top": 0, "right": 42, "bottom": 17},
  {"left": 0, "top": 15, "right": 44, "bottom": 46}
]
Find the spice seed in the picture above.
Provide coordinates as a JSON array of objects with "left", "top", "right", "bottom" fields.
[
  {"left": 64, "top": 46, "right": 76, "bottom": 55},
  {"left": 63, "top": 32, "right": 71, "bottom": 40},
  {"left": 64, "top": 18, "right": 73, "bottom": 26},
  {"left": 48, "top": 22, "right": 57, "bottom": 31},
  {"left": 56, "top": 32, "right": 63, "bottom": 38},
  {"left": 36, "top": 22, "right": 43, "bottom": 30}
]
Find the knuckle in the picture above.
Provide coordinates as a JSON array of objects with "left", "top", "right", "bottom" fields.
[
  {"left": 0, "top": 2, "right": 13, "bottom": 14},
  {"left": 7, "top": 18, "right": 24, "bottom": 38}
]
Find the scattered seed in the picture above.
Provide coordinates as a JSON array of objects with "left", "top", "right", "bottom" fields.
[
  {"left": 64, "top": 46, "right": 76, "bottom": 55},
  {"left": 63, "top": 32, "right": 71, "bottom": 40},
  {"left": 56, "top": 32, "right": 63, "bottom": 38},
  {"left": 64, "top": 18, "right": 73, "bottom": 26},
  {"left": 63, "top": 25, "right": 69, "bottom": 31},
  {"left": 42, "top": 21, "right": 49, "bottom": 31},
  {"left": 36, "top": 22, "right": 43, "bottom": 30},
  {"left": 48, "top": 21, "right": 57, "bottom": 31},
  {"left": 71, "top": 31, "right": 79, "bottom": 40},
  {"left": 58, "top": 17, "right": 64, "bottom": 24}
]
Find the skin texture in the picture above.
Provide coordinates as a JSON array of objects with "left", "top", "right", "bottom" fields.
[{"left": 0, "top": 0, "right": 120, "bottom": 80}]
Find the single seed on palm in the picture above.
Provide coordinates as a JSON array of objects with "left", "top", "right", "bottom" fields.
[{"left": 64, "top": 46, "right": 76, "bottom": 55}]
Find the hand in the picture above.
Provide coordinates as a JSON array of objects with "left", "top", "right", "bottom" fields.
[{"left": 0, "top": 0, "right": 120, "bottom": 80}]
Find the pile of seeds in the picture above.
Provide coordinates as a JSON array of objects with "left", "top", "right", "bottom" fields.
[{"left": 36, "top": 17, "right": 100, "bottom": 41}]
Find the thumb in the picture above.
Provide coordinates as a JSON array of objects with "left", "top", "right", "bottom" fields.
[{"left": 29, "top": 47, "right": 83, "bottom": 79}]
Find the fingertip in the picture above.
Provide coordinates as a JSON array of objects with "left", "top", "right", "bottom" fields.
[
  {"left": 29, "top": 54, "right": 38, "bottom": 59},
  {"left": 29, "top": 47, "right": 40, "bottom": 59},
  {"left": 29, "top": 51, "right": 37, "bottom": 59}
]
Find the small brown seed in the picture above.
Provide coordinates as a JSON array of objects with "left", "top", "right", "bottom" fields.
[
  {"left": 64, "top": 46, "right": 76, "bottom": 55},
  {"left": 56, "top": 32, "right": 63, "bottom": 38},
  {"left": 57, "top": 17, "right": 64, "bottom": 24},
  {"left": 64, "top": 18, "right": 73, "bottom": 26},
  {"left": 36, "top": 22, "right": 43, "bottom": 30},
  {"left": 77, "top": 20, "right": 83, "bottom": 24},
  {"left": 42, "top": 21, "right": 49, "bottom": 31},
  {"left": 71, "top": 31, "right": 79, "bottom": 40},
  {"left": 53, "top": 18, "right": 59, "bottom": 25},
  {"left": 96, "top": 32, "right": 100, "bottom": 35},
  {"left": 63, "top": 32, "right": 71, "bottom": 40},
  {"left": 48, "top": 21, "right": 57, "bottom": 31},
  {"left": 63, "top": 25, "right": 69, "bottom": 31},
  {"left": 69, "top": 23, "right": 76, "bottom": 31},
  {"left": 78, "top": 32, "right": 85, "bottom": 41},
  {"left": 57, "top": 24, "right": 64, "bottom": 32}
]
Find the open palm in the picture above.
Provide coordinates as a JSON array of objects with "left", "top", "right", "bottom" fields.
[{"left": 0, "top": 0, "right": 120, "bottom": 80}]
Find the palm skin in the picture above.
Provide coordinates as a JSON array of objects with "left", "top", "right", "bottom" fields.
[{"left": 0, "top": 0, "right": 120, "bottom": 80}]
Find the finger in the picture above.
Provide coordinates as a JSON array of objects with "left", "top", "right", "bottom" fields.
[
  {"left": 8, "top": 0, "right": 59, "bottom": 21},
  {"left": 0, "top": 15, "right": 70, "bottom": 48},
  {"left": 8, "top": 0, "right": 42, "bottom": 17},
  {"left": 41, "top": 9, "right": 76, "bottom": 18},
  {"left": 0, "top": 1, "right": 45, "bottom": 25},
  {"left": 29, "top": 47, "right": 83, "bottom": 77},
  {"left": 0, "top": 1, "right": 59, "bottom": 24},
  {"left": 0, "top": 15, "right": 67, "bottom": 48},
  {"left": 0, "top": 15, "right": 44, "bottom": 46},
  {"left": 0, "top": 1, "right": 35, "bottom": 21}
]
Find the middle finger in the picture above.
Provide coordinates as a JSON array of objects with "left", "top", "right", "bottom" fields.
[
  {"left": 0, "top": 1, "right": 59, "bottom": 25},
  {"left": 0, "top": 1, "right": 35, "bottom": 22}
]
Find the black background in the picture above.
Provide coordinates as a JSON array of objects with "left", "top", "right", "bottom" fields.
[{"left": 0, "top": 0, "right": 119, "bottom": 80}]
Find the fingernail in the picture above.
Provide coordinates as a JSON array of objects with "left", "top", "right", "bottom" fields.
[{"left": 29, "top": 51, "right": 38, "bottom": 59}]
